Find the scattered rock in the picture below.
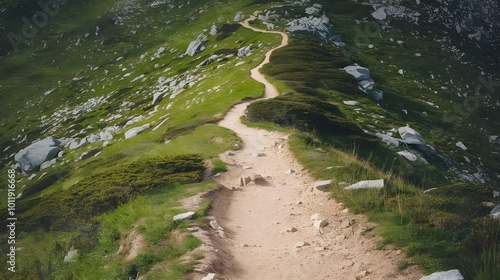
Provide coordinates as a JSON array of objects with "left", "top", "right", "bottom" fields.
[
  {"left": 313, "top": 220, "right": 328, "bottom": 229},
  {"left": 124, "top": 124, "right": 150, "bottom": 139},
  {"left": 398, "top": 151, "right": 418, "bottom": 162},
  {"left": 63, "top": 246, "right": 78, "bottom": 262},
  {"left": 340, "top": 220, "right": 351, "bottom": 229},
  {"left": 187, "top": 227, "right": 199, "bottom": 232},
  {"left": 343, "top": 65, "right": 370, "bottom": 81},
  {"left": 79, "top": 148, "right": 101, "bottom": 161},
  {"left": 240, "top": 176, "right": 251, "bottom": 186},
  {"left": 294, "top": 241, "right": 310, "bottom": 248},
  {"left": 310, "top": 213, "right": 321, "bottom": 220},
  {"left": 87, "top": 134, "right": 100, "bottom": 143},
  {"left": 15, "top": 137, "right": 61, "bottom": 172},
  {"left": 456, "top": 142, "right": 468, "bottom": 151},
  {"left": 202, "top": 273, "right": 217, "bottom": 280},
  {"left": 173, "top": 211, "right": 196, "bottom": 221},
  {"left": 372, "top": 7, "right": 387, "bottom": 20},
  {"left": 40, "top": 158, "right": 57, "bottom": 170},
  {"left": 345, "top": 179, "right": 384, "bottom": 190},
  {"left": 375, "top": 133, "right": 400, "bottom": 148},
  {"left": 343, "top": 100, "right": 359, "bottom": 106},
  {"left": 285, "top": 169, "right": 295, "bottom": 174},
  {"left": 420, "top": 269, "right": 464, "bottom": 280},
  {"left": 237, "top": 45, "right": 253, "bottom": 58},
  {"left": 285, "top": 227, "right": 298, "bottom": 233},
  {"left": 256, "top": 152, "right": 267, "bottom": 157},
  {"left": 233, "top": 12, "right": 244, "bottom": 22},
  {"left": 185, "top": 34, "right": 208, "bottom": 56},
  {"left": 210, "top": 220, "right": 221, "bottom": 230},
  {"left": 399, "top": 125, "right": 437, "bottom": 156},
  {"left": 314, "top": 180, "right": 332, "bottom": 191},
  {"left": 210, "top": 25, "right": 218, "bottom": 36},
  {"left": 490, "top": 204, "right": 500, "bottom": 219}
]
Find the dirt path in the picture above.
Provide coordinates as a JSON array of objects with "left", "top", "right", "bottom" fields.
[{"left": 210, "top": 14, "right": 424, "bottom": 280}]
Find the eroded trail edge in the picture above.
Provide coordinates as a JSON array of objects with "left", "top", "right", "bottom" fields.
[{"left": 201, "top": 14, "right": 424, "bottom": 280}]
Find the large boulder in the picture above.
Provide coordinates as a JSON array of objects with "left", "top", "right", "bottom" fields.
[
  {"left": 344, "top": 179, "right": 384, "bottom": 190},
  {"left": 210, "top": 24, "right": 218, "bottom": 36},
  {"left": 375, "top": 133, "right": 399, "bottom": 148},
  {"left": 14, "top": 137, "right": 61, "bottom": 172},
  {"left": 185, "top": 34, "right": 208, "bottom": 56},
  {"left": 233, "top": 12, "right": 244, "bottom": 22},
  {"left": 398, "top": 125, "right": 426, "bottom": 145}
]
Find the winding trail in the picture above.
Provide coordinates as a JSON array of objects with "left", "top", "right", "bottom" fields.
[{"left": 211, "top": 14, "right": 424, "bottom": 280}]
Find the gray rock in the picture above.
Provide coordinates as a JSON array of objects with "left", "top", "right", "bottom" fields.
[
  {"left": 79, "top": 148, "right": 101, "bottom": 161},
  {"left": 240, "top": 176, "right": 251, "bottom": 186},
  {"left": 310, "top": 213, "right": 321, "bottom": 220},
  {"left": 237, "top": 45, "right": 253, "bottom": 58},
  {"left": 210, "top": 220, "right": 220, "bottom": 230},
  {"left": 63, "top": 246, "right": 78, "bottom": 262},
  {"left": 233, "top": 12, "right": 244, "bottom": 22},
  {"left": 69, "top": 137, "right": 87, "bottom": 150},
  {"left": 14, "top": 137, "right": 61, "bottom": 172},
  {"left": 152, "top": 91, "right": 166, "bottom": 105},
  {"left": 173, "top": 211, "right": 196, "bottom": 221},
  {"left": 314, "top": 180, "right": 332, "bottom": 191},
  {"left": 370, "top": 89, "right": 384, "bottom": 102},
  {"left": 420, "top": 269, "right": 464, "bottom": 280},
  {"left": 198, "top": 54, "right": 219, "bottom": 67},
  {"left": 202, "top": 273, "right": 217, "bottom": 280},
  {"left": 375, "top": 133, "right": 400, "bottom": 148},
  {"left": 40, "top": 158, "right": 57, "bottom": 170},
  {"left": 398, "top": 125, "right": 426, "bottom": 145},
  {"left": 372, "top": 7, "right": 387, "bottom": 20},
  {"left": 294, "top": 241, "right": 310, "bottom": 248},
  {"left": 490, "top": 204, "right": 500, "bottom": 219},
  {"left": 185, "top": 34, "right": 208, "bottom": 56},
  {"left": 58, "top": 151, "right": 65, "bottom": 158},
  {"left": 99, "top": 131, "right": 113, "bottom": 141},
  {"left": 210, "top": 24, "right": 218, "bottom": 36},
  {"left": 125, "top": 124, "right": 150, "bottom": 139},
  {"left": 344, "top": 179, "right": 384, "bottom": 190},
  {"left": 313, "top": 219, "right": 328, "bottom": 229},
  {"left": 87, "top": 134, "right": 100, "bottom": 143},
  {"left": 343, "top": 65, "right": 371, "bottom": 81}
]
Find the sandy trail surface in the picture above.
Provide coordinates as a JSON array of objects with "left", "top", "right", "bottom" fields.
[{"left": 210, "top": 15, "right": 424, "bottom": 280}]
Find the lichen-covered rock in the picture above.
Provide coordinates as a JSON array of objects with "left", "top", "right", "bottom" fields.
[{"left": 185, "top": 34, "right": 208, "bottom": 56}]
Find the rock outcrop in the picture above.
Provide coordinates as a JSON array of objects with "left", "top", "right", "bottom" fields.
[
  {"left": 185, "top": 34, "right": 208, "bottom": 56},
  {"left": 14, "top": 137, "right": 61, "bottom": 172}
]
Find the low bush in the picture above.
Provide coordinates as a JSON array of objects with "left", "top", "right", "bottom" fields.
[{"left": 13, "top": 154, "right": 205, "bottom": 232}]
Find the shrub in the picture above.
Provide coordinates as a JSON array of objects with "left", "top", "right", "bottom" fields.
[{"left": 13, "top": 154, "right": 205, "bottom": 232}]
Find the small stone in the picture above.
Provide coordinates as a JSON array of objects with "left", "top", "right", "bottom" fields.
[
  {"left": 314, "top": 180, "right": 332, "bottom": 192},
  {"left": 310, "top": 213, "right": 321, "bottom": 220},
  {"left": 340, "top": 220, "right": 351, "bottom": 229},
  {"left": 285, "top": 169, "right": 295, "bottom": 174},
  {"left": 285, "top": 227, "right": 298, "bottom": 233},
  {"left": 202, "top": 273, "right": 217, "bottom": 280},
  {"left": 313, "top": 220, "right": 328, "bottom": 229},
  {"left": 314, "top": 247, "right": 325, "bottom": 251},
  {"left": 241, "top": 244, "right": 249, "bottom": 247},
  {"left": 296, "top": 200, "right": 303, "bottom": 205},
  {"left": 173, "top": 211, "right": 196, "bottom": 221},
  {"left": 294, "top": 241, "right": 310, "bottom": 248},
  {"left": 210, "top": 220, "right": 220, "bottom": 230},
  {"left": 187, "top": 227, "right": 199, "bottom": 232},
  {"left": 336, "top": 235, "right": 346, "bottom": 241},
  {"left": 256, "top": 152, "right": 267, "bottom": 157}
]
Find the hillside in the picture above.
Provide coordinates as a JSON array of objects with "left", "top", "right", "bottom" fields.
[{"left": 0, "top": 0, "right": 499, "bottom": 279}]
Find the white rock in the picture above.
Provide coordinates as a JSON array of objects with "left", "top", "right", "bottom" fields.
[
  {"left": 173, "top": 211, "right": 195, "bottom": 221},
  {"left": 368, "top": 44, "right": 374, "bottom": 49},
  {"left": 210, "top": 220, "right": 220, "bottom": 230},
  {"left": 64, "top": 246, "right": 78, "bottom": 262},
  {"left": 398, "top": 151, "right": 418, "bottom": 161},
  {"left": 345, "top": 179, "right": 384, "bottom": 190},
  {"left": 210, "top": 25, "right": 218, "bottom": 36},
  {"left": 313, "top": 220, "right": 328, "bottom": 229},
  {"left": 99, "top": 131, "right": 113, "bottom": 141},
  {"left": 490, "top": 204, "right": 500, "bottom": 219},
  {"left": 124, "top": 124, "right": 150, "bottom": 139},
  {"left": 343, "top": 100, "right": 358, "bottom": 106},
  {"left": 185, "top": 34, "right": 207, "bottom": 56},
  {"left": 294, "top": 241, "right": 310, "bottom": 248},
  {"left": 375, "top": 133, "right": 399, "bottom": 148},
  {"left": 343, "top": 65, "right": 370, "bottom": 81},
  {"left": 398, "top": 69, "right": 404, "bottom": 75},
  {"left": 202, "top": 273, "right": 217, "bottom": 280},
  {"left": 233, "top": 12, "right": 244, "bottom": 22},
  {"left": 87, "top": 134, "right": 100, "bottom": 143},
  {"left": 310, "top": 213, "right": 321, "bottom": 220},
  {"left": 420, "top": 269, "right": 464, "bottom": 280},
  {"left": 40, "top": 158, "right": 57, "bottom": 170},
  {"left": 314, "top": 180, "right": 332, "bottom": 191},
  {"left": 456, "top": 142, "right": 467, "bottom": 151},
  {"left": 372, "top": 7, "right": 387, "bottom": 20}
]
